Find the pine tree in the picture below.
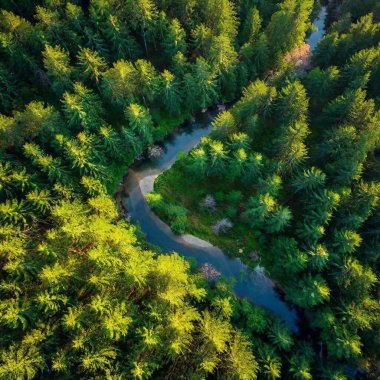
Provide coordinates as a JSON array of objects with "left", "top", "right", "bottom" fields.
[
  {"left": 42, "top": 44, "right": 72, "bottom": 95},
  {"left": 303, "top": 67, "right": 340, "bottom": 111},
  {"left": 23, "top": 143, "right": 67, "bottom": 184},
  {"left": 201, "top": 0, "right": 238, "bottom": 39},
  {"left": 0, "top": 102, "right": 61, "bottom": 148},
  {"left": 159, "top": 70, "right": 182, "bottom": 115},
  {"left": 104, "top": 14, "right": 141, "bottom": 60},
  {"left": 62, "top": 82, "right": 105, "bottom": 131},
  {"left": 243, "top": 193, "right": 277, "bottom": 229},
  {"left": 289, "top": 349, "right": 313, "bottom": 380},
  {"left": 0, "top": 345, "right": 45, "bottom": 380},
  {"left": 241, "top": 7, "right": 262, "bottom": 44},
  {"left": 212, "top": 111, "right": 237, "bottom": 139},
  {"left": 191, "top": 23, "right": 212, "bottom": 56},
  {"left": 162, "top": 18, "right": 186, "bottom": 57},
  {"left": 224, "top": 331, "right": 259, "bottom": 380},
  {"left": 266, "top": 206, "right": 292, "bottom": 233},
  {"left": 62, "top": 133, "right": 105, "bottom": 179},
  {"left": 101, "top": 60, "right": 137, "bottom": 109},
  {"left": 97, "top": 125, "right": 124, "bottom": 160},
  {"left": 134, "top": 59, "right": 159, "bottom": 105},
  {"left": 208, "top": 34, "right": 238, "bottom": 74},
  {"left": 192, "top": 57, "right": 218, "bottom": 108},
  {"left": 182, "top": 72, "right": 198, "bottom": 112},
  {"left": 126, "top": 0, "right": 158, "bottom": 55},
  {"left": 206, "top": 139, "right": 228, "bottom": 176},
  {"left": 258, "top": 345, "right": 282, "bottom": 380},
  {"left": 286, "top": 274, "right": 330, "bottom": 308},
  {"left": 125, "top": 103, "right": 154, "bottom": 145},
  {"left": 270, "top": 237, "right": 308, "bottom": 278},
  {"left": 265, "top": 0, "right": 313, "bottom": 62},
  {"left": 292, "top": 167, "right": 326, "bottom": 193},
  {"left": 0, "top": 199, "right": 26, "bottom": 225},
  {"left": 76, "top": 47, "right": 107, "bottom": 84},
  {"left": 188, "top": 147, "right": 208, "bottom": 178}
]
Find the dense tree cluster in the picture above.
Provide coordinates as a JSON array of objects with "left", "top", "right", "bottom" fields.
[
  {"left": 0, "top": 0, "right": 333, "bottom": 379},
  {"left": 1, "top": 185, "right": 275, "bottom": 379},
  {"left": 153, "top": 1, "right": 380, "bottom": 377}
]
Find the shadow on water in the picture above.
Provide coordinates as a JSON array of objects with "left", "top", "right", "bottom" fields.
[{"left": 121, "top": 7, "right": 327, "bottom": 333}]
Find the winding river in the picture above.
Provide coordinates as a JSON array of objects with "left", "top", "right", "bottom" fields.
[{"left": 120, "top": 8, "right": 327, "bottom": 332}]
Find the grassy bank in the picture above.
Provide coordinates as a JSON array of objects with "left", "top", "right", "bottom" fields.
[{"left": 151, "top": 156, "right": 262, "bottom": 264}]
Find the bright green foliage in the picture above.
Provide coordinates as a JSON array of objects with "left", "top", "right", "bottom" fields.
[
  {"left": 152, "top": 6, "right": 380, "bottom": 368},
  {"left": 42, "top": 44, "right": 72, "bottom": 95},
  {"left": 0, "top": 102, "right": 61, "bottom": 148},
  {"left": 209, "top": 34, "right": 238, "bottom": 74},
  {"left": 243, "top": 193, "right": 277, "bottom": 228},
  {"left": 289, "top": 348, "right": 313, "bottom": 380},
  {"left": 292, "top": 167, "right": 326, "bottom": 193},
  {"left": 266, "top": 0, "right": 314, "bottom": 61},
  {"left": 258, "top": 345, "right": 282, "bottom": 379},
  {"left": 125, "top": 0, "right": 158, "bottom": 55},
  {"left": 0, "top": 345, "right": 44, "bottom": 380},
  {"left": 77, "top": 47, "right": 107, "bottom": 84},
  {"left": 125, "top": 103, "right": 154, "bottom": 145},
  {"left": 226, "top": 331, "right": 259, "bottom": 379},
  {"left": 23, "top": 143, "right": 67, "bottom": 183},
  {"left": 101, "top": 60, "right": 137, "bottom": 108},
  {"left": 200, "top": 0, "right": 239, "bottom": 39},
  {"left": 2, "top": 0, "right": 380, "bottom": 378},
  {"left": 286, "top": 274, "right": 330, "bottom": 308},
  {"left": 314, "top": 13, "right": 380, "bottom": 68},
  {"left": 191, "top": 23, "right": 213, "bottom": 56},
  {"left": 61, "top": 133, "right": 105, "bottom": 179},
  {"left": 163, "top": 18, "right": 186, "bottom": 57},
  {"left": 268, "top": 321, "right": 293, "bottom": 351},
  {"left": 188, "top": 146, "right": 208, "bottom": 177},
  {"left": 206, "top": 139, "right": 228, "bottom": 176},
  {"left": 62, "top": 82, "right": 105, "bottom": 131},
  {"left": 241, "top": 32, "right": 270, "bottom": 78},
  {"left": 192, "top": 57, "right": 218, "bottom": 108},
  {"left": 104, "top": 14, "right": 140, "bottom": 60},
  {"left": 241, "top": 7, "right": 262, "bottom": 43},
  {"left": 0, "top": 194, "right": 264, "bottom": 378},
  {"left": 134, "top": 59, "right": 159, "bottom": 105},
  {"left": 159, "top": 70, "right": 182, "bottom": 115},
  {"left": 303, "top": 66, "right": 341, "bottom": 111},
  {"left": 270, "top": 237, "right": 308, "bottom": 278},
  {"left": 212, "top": 110, "right": 237, "bottom": 138},
  {"left": 0, "top": 198, "right": 26, "bottom": 225}
]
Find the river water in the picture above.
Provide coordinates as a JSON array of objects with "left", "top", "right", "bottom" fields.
[
  {"left": 121, "top": 7, "right": 327, "bottom": 332},
  {"left": 308, "top": 6, "right": 327, "bottom": 51}
]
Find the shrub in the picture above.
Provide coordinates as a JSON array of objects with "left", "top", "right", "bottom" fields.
[
  {"left": 146, "top": 192, "right": 164, "bottom": 210},
  {"left": 226, "top": 205, "right": 238, "bottom": 218},
  {"left": 212, "top": 218, "right": 233, "bottom": 234},
  {"left": 226, "top": 190, "right": 242, "bottom": 206},
  {"left": 148, "top": 145, "right": 164, "bottom": 159},
  {"left": 166, "top": 203, "right": 187, "bottom": 219},
  {"left": 202, "top": 194, "right": 216, "bottom": 212},
  {"left": 170, "top": 215, "right": 188, "bottom": 234}
]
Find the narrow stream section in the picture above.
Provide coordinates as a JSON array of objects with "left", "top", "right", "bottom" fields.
[
  {"left": 121, "top": 7, "right": 327, "bottom": 332},
  {"left": 122, "top": 114, "right": 299, "bottom": 330}
]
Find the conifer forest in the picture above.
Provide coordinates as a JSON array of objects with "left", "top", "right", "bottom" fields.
[{"left": 0, "top": 0, "right": 380, "bottom": 379}]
